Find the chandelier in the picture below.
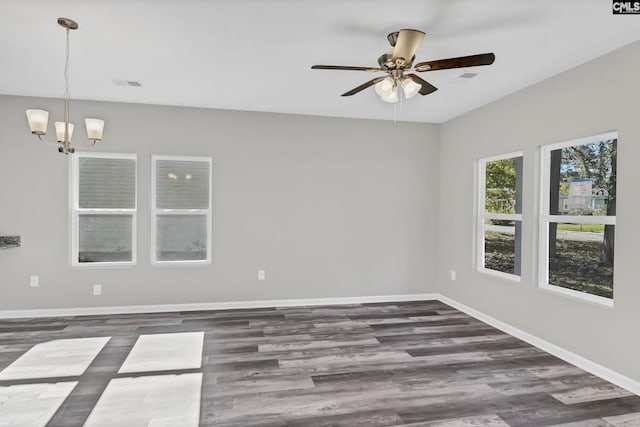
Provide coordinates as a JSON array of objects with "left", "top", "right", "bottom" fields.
[{"left": 25, "top": 18, "right": 104, "bottom": 155}]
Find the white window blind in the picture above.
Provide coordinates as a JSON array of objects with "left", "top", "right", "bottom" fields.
[
  {"left": 71, "top": 153, "right": 137, "bottom": 266},
  {"left": 151, "top": 156, "right": 212, "bottom": 265}
]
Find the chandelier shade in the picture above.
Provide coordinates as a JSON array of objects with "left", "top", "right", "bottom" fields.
[
  {"left": 26, "top": 109, "right": 49, "bottom": 135},
  {"left": 55, "top": 122, "right": 74, "bottom": 143},
  {"left": 85, "top": 119, "right": 105, "bottom": 141}
]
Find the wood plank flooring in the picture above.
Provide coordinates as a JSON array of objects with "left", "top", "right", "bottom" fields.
[{"left": 0, "top": 300, "right": 639, "bottom": 426}]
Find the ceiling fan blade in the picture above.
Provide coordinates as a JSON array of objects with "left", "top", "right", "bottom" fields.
[
  {"left": 405, "top": 74, "right": 438, "bottom": 95},
  {"left": 341, "top": 76, "right": 386, "bottom": 96},
  {"left": 391, "top": 29, "right": 425, "bottom": 66},
  {"left": 311, "top": 65, "right": 383, "bottom": 72},
  {"left": 414, "top": 53, "right": 495, "bottom": 72}
]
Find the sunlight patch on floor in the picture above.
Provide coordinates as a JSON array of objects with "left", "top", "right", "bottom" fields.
[
  {"left": 0, "top": 382, "right": 78, "bottom": 427},
  {"left": 118, "top": 331, "right": 204, "bottom": 373},
  {"left": 84, "top": 373, "right": 202, "bottom": 427},
  {"left": 0, "top": 337, "right": 110, "bottom": 380}
]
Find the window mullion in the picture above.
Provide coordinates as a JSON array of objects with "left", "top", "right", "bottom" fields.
[
  {"left": 482, "top": 213, "right": 523, "bottom": 221},
  {"left": 155, "top": 209, "right": 209, "bottom": 215},
  {"left": 547, "top": 215, "right": 615, "bottom": 225},
  {"left": 76, "top": 209, "right": 136, "bottom": 214}
]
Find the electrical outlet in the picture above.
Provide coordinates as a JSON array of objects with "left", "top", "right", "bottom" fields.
[
  {"left": 450, "top": 270, "right": 456, "bottom": 281},
  {"left": 30, "top": 275, "right": 39, "bottom": 287},
  {"left": 93, "top": 284, "right": 102, "bottom": 296},
  {"left": 258, "top": 270, "right": 266, "bottom": 281}
]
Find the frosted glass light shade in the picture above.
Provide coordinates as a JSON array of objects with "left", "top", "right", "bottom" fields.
[
  {"left": 402, "top": 78, "right": 421, "bottom": 99},
  {"left": 381, "top": 87, "right": 399, "bottom": 103},
  {"left": 55, "top": 122, "right": 74, "bottom": 143},
  {"left": 85, "top": 118, "right": 105, "bottom": 141},
  {"left": 26, "top": 109, "right": 49, "bottom": 135},
  {"left": 374, "top": 77, "right": 395, "bottom": 97}
]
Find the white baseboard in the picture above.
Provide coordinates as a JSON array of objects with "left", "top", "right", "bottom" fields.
[
  {"left": 1, "top": 292, "right": 637, "bottom": 397},
  {"left": 438, "top": 294, "right": 640, "bottom": 397},
  {"left": 0, "top": 293, "right": 440, "bottom": 319}
]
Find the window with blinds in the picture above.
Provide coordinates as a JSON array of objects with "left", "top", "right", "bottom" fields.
[
  {"left": 151, "top": 156, "right": 212, "bottom": 265},
  {"left": 71, "top": 153, "right": 137, "bottom": 266}
]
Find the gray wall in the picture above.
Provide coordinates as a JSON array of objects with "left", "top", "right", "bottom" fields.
[
  {"left": 0, "top": 96, "right": 440, "bottom": 309},
  {"left": 438, "top": 40, "right": 640, "bottom": 381}
]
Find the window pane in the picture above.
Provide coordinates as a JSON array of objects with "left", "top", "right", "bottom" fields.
[
  {"left": 484, "top": 221, "right": 521, "bottom": 275},
  {"left": 78, "top": 215, "right": 133, "bottom": 263},
  {"left": 485, "top": 156, "right": 522, "bottom": 214},
  {"left": 549, "top": 139, "right": 616, "bottom": 216},
  {"left": 156, "top": 215, "right": 207, "bottom": 261},
  {"left": 156, "top": 160, "right": 210, "bottom": 209},
  {"left": 79, "top": 158, "right": 136, "bottom": 209},
  {"left": 548, "top": 223, "right": 614, "bottom": 299}
]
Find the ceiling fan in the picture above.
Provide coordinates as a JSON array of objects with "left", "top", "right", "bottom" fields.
[{"left": 311, "top": 29, "right": 495, "bottom": 102}]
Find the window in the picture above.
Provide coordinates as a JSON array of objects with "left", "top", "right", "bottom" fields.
[
  {"left": 477, "top": 152, "right": 523, "bottom": 280},
  {"left": 539, "top": 131, "right": 617, "bottom": 305},
  {"left": 71, "top": 153, "right": 137, "bottom": 266},
  {"left": 151, "top": 156, "right": 212, "bottom": 265}
]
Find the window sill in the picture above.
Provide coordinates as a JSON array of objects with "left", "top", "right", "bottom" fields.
[
  {"left": 539, "top": 283, "right": 613, "bottom": 308},
  {"left": 151, "top": 260, "right": 211, "bottom": 268},
  {"left": 478, "top": 268, "right": 521, "bottom": 283},
  {"left": 72, "top": 261, "right": 136, "bottom": 269}
]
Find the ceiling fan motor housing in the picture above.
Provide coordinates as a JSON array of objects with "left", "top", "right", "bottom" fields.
[{"left": 378, "top": 53, "right": 415, "bottom": 70}]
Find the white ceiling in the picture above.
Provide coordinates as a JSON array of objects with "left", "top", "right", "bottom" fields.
[{"left": 2, "top": 0, "right": 639, "bottom": 123}]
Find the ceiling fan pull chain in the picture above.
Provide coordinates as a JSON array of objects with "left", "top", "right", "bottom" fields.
[{"left": 394, "top": 100, "right": 397, "bottom": 124}]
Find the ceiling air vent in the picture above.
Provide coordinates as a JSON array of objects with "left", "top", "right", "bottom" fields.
[{"left": 113, "top": 79, "right": 142, "bottom": 87}]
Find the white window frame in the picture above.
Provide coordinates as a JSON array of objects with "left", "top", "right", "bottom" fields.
[
  {"left": 151, "top": 155, "right": 212, "bottom": 266},
  {"left": 538, "top": 131, "right": 617, "bottom": 307},
  {"left": 477, "top": 151, "right": 523, "bottom": 282},
  {"left": 70, "top": 152, "right": 137, "bottom": 268}
]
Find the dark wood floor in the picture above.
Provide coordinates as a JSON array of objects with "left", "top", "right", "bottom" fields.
[{"left": 1, "top": 300, "right": 639, "bottom": 426}]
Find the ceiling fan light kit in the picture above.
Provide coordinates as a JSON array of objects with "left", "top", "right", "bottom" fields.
[
  {"left": 380, "top": 85, "right": 399, "bottom": 103},
  {"left": 311, "top": 29, "right": 495, "bottom": 103},
  {"left": 374, "top": 77, "right": 394, "bottom": 97},
  {"left": 25, "top": 17, "right": 105, "bottom": 154},
  {"left": 401, "top": 78, "right": 421, "bottom": 99}
]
